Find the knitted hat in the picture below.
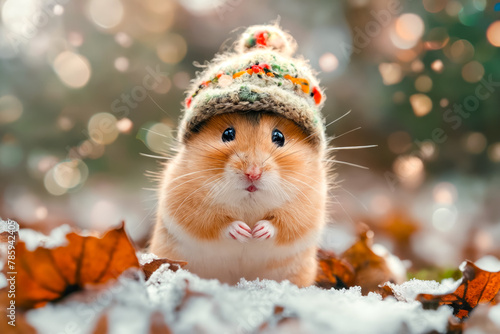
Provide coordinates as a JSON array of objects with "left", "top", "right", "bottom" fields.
[{"left": 179, "top": 24, "right": 326, "bottom": 146}]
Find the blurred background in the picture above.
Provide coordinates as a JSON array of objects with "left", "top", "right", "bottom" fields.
[{"left": 0, "top": 0, "right": 499, "bottom": 277}]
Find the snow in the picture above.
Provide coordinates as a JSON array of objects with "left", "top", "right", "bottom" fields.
[
  {"left": 382, "top": 278, "right": 461, "bottom": 302},
  {"left": 13, "top": 229, "right": 499, "bottom": 334},
  {"left": 19, "top": 224, "right": 71, "bottom": 250},
  {"left": 474, "top": 255, "right": 500, "bottom": 272},
  {"left": 0, "top": 218, "right": 18, "bottom": 233},
  {"left": 24, "top": 253, "right": 458, "bottom": 334},
  {"left": 490, "top": 304, "right": 500, "bottom": 328},
  {"left": 138, "top": 251, "right": 159, "bottom": 265},
  {"left": 372, "top": 243, "right": 409, "bottom": 283}
]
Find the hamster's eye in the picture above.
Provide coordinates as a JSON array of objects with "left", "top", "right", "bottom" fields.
[
  {"left": 222, "top": 127, "right": 236, "bottom": 142},
  {"left": 272, "top": 129, "right": 285, "bottom": 147}
]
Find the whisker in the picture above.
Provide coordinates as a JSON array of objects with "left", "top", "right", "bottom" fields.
[
  {"left": 280, "top": 179, "right": 313, "bottom": 206},
  {"left": 141, "top": 128, "right": 171, "bottom": 138},
  {"left": 284, "top": 175, "right": 323, "bottom": 195},
  {"left": 140, "top": 152, "right": 171, "bottom": 160},
  {"left": 167, "top": 168, "right": 225, "bottom": 189},
  {"left": 172, "top": 176, "right": 221, "bottom": 218},
  {"left": 148, "top": 94, "right": 172, "bottom": 117},
  {"left": 338, "top": 186, "right": 368, "bottom": 212},
  {"left": 331, "top": 196, "right": 354, "bottom": 224},
  {"left": 330, "top": 127, "right": 362, "bottom": 141},
  {"left": 325, "top": 109, "right": 351, "bottom": 128},
  {"left": 324, "top": 160, "right": 369, "bottom": 170},
  {"left": 326, "top": 144, "right": 378, "bottom": 151},
  {"left": 280, "top": 169, "right": 320, "bottom": 184}
]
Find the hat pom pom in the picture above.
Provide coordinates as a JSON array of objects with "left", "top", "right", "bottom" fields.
[{"left": 235, "top": 25, "right": 297, "bottom": 57}]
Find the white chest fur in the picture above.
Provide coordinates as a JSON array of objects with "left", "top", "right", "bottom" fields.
[{"left": 162, "top": 215, "right": 319, "bottom": 284}]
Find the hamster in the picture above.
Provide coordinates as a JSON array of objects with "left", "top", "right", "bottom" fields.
[{"left": 149, "top": 111, "right": 329, "bottom": 287}]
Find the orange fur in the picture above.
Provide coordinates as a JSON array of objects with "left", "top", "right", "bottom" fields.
[{"left": 149, "top": 112, "right": 329, "bottom": 287}]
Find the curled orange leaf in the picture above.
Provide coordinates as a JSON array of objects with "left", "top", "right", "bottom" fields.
[
  {"left": 10, "top": 223, "right": 140, "bottom": 309},
  {"left": 416, "top": 261, "right": 500, "bottom": 319}
]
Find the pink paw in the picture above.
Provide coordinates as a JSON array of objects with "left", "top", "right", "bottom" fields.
[
  {"left": 252, "top": 220, "right": 275, "bottom": 240},
  {"left": 225, "top": 221, "right": 252, "bottom": 242}
]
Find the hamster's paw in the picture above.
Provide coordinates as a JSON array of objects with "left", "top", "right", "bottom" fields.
[
  {"left": 225, "top": 221, "right": 252, "bottom": 242},
  {"left": 252, "top": 220, "right": 275, "bottom": 240}
]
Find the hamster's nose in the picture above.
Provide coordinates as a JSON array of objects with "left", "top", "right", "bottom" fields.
[{"left": 245, "top": 165, "right": 262, "bottom": 182}]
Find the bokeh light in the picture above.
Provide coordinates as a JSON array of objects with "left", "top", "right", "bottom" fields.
[
  {"left": 157, "top": 33, "right": 187, "bottom": 64},
  {"left": 35, "top": 206, "right": 48, "bottom": 220},
  {"left": 445, "top": 1, "right": 463, "bottom": 16},
  {"left": 424, "top": 27, "right": 449, "bottom": 50},
  {"left": 391, "top": 13, "right": 424, "bottom": 50},
  {"left": 88, "top": 0, "right": 124, "bottom": 29},
  {"left": 414, "top": 75, "right": 432, "bottom": 93},
  {"left": 433, "top": 182, "right": 457, "bottom": 204},
  {"left": 432, "top": 207, "right": 457, "bottom": 232},
  {"left": 53, "top": 4, "right": 64, "bottom": 16},
  {"left": 53, "top": 160, "right": 87, "bottom": 189},
  {"left": 177, "top": 0, "right": 225, "bottom": 15},
  {"left": 115, "top": 32, "right": 133, "bottom": 48},
  {"left": 378, "top": 63, "right": 403, "bottom": 85},
  {"left": 409, "top": 94, "right": 432, "bottom": 117},
  {"left": 114, "top": 57, "right": 129, "bottom": 72},
  {"left": 144, "top": 0, "right": 177, "bottom": 14},
  {"left": 463, "top": 132, "right": 487, "bottom": 154},
  {"left": 87, "top": 112, "right": 119, "bottom": 145},
  {"left": 419, "top": 141, "right": 437, "bottom": 160},
  {"left": 116, "top": 118, "right": 133, "bottom": 134},
  {"left": 53, "top": 51, "right": 92, "bottom": 88},
  {"left": 440, "top": 98, "right": 449, "bottom": 108},
  {"left": 446, "top": 39, "right": 475, "bottom": 63},
  {"left": 144, "top": 122, "right": 173, "bottom": 154},
  {"left": 461, "top": 61, "right": 484, "bottom": 83},
  {"left": 410, "top": 60, "right": 424, "bottom": 73},
  {"left": 431, "top": 59, "right": 444, "bottom": 73},
  {"left": 488, "top": 143, "right": 500, "bottom": 162},
  {"left": 0, "top": 95, "right": 23, "bottom": 124},
  {"left": 319, "top": 53, "right": 339, "bottom": 72},
  {"left": 1, "top": 0, "right": 40, "bottom": 36},
  {"left": 44, "top": 168, "right": 67, "bottom": 196},
  {"left": 393, "top": 155, "right": 425, "bottom": 188},
  {"left": 423, "top": 0, "right": 447, "bottom": 13},
  {"left": 77, "top": 140, "right": 105, "bottom": 159},
  {"left": 486, "top": 21, "right": 500, "bottom": 47},
  {"left": 57, "top": 116, "right": 74, "bottom": 131},
  {"left": 68, "top": 32, "right": 84, "bottom": 47}
]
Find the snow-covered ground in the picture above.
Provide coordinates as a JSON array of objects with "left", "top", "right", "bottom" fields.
[
  {"left": 24, "top": 260, "right": 454, "bottom": 334},
  {"left": 2, "top": 224, "right": 499, "bottom": 334}
]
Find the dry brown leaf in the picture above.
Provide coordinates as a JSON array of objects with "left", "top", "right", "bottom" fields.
[
  {"left": 3, "top": 223, "right": 140, "bottom": 309},
  {"left": 341, "top": 223, "right": 397, "bottom": 294},
  {"left": 0, "top": 311, "right": 36, "bottom": 334},
  {"left": 315, "top": 249, "right": 355, "bottom": 289},
  {"left": 0, "top": 288, "right": 36, "bottom": 334},
  {"left": 258, "top": 305, "right": 300, "bottom": 332},
  {"left": 91, "top": 311, "right": 109, "bottom": 334},
  {"left": 316, "top": 223, "right": 398, "bottom": 294},
  {"left": 175, "top": 279, "right": 211, "bottom": 312},
  {"left": 142, "top": 258, "right": 187, "bottom": 281},
  {"left": 149, "top": 311, "right": 172, "bottom": 334},
  {"left": 416, "top": 261, "right": 500, "bottom": 320}
]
